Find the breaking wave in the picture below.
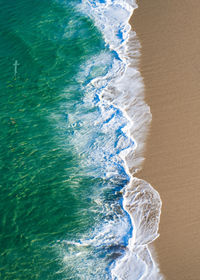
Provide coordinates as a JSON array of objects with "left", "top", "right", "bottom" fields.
[{"left": 63, "top": 0, "right": 163, "bottom": 279}]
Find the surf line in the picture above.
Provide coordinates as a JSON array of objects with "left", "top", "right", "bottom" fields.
[{"left": 81, "top": 0, "right": 163, "bottom": 279}]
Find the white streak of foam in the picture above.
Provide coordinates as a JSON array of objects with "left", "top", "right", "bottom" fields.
[{"left": 81, "top": 0, "right": 163, "bottom": 279}]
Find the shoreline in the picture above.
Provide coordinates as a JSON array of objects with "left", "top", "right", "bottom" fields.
[
  {"left": 80, "top": 1, "right": 159, "bottom": 278},
  {"left": 131, "top": 0, "right": 200, "bottom": 279},
  {"left": 109, "top": 1, "right": 163, "bottom": 278}
]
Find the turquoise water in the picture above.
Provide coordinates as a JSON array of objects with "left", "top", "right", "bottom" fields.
[{"left": 0, "top": 0, "right": 132, "bottom": 279}]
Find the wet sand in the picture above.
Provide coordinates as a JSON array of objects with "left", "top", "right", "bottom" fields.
[{"left": 131, "top": 1, "right": 200, "bottom": 279}]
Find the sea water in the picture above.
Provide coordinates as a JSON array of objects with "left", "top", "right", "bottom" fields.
[{"left": 0, "top": 0, "right": 162, "bottom": 279}]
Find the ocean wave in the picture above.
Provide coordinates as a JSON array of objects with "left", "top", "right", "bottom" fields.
[
  {"left": 63, "top": 0, "right": 163, "bottom": 280},
  {"left": 79, "top": 0, "right": 163, "bottom": 279}
]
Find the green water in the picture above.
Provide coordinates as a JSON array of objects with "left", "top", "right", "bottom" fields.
[{"left": 0, "top": 1, "right": 109, "bottom": 279}]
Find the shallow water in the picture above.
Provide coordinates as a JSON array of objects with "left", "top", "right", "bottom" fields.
[{"left": 0, "top": 0, "right": 132, "bottom": 279}]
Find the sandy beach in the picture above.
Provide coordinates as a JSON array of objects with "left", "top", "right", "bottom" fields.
[{"left": 131, "top": 0, "right": 200, "bottom": 279}]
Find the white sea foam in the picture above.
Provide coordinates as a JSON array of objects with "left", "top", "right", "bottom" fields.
[{"left": 80, "top": 0, "right": 163, "bottom": 279}]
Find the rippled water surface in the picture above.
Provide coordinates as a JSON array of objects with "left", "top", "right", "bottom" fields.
[{"left": 0, "top": 1, "right": 133, "bottom": 279}]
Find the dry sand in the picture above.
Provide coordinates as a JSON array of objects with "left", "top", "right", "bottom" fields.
[{"left": 130, "top": 1, "right": 200, "bottom": 279}]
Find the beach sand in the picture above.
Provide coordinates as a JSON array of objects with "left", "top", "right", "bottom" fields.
[{"left": 130, "top": 1, "right": 200, "bottom": 279}]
